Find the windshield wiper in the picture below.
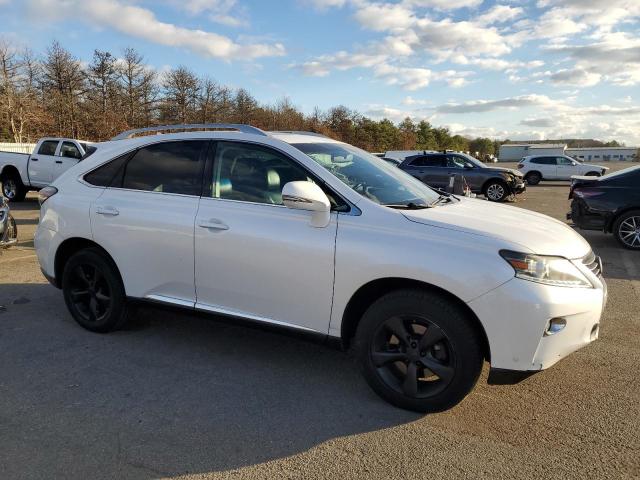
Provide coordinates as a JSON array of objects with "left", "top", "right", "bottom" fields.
[
  {"left": 384, "top": 202, "right": 431, "bottom": 210},
  {"left": 430, "top": 193, "right": 460, "bottom": 206}
]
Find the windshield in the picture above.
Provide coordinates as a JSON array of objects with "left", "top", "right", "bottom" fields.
[{"left": 292, "top": 142, "right": 441, "bottom": 206}]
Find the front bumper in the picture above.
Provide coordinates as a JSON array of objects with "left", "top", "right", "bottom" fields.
[
  {"left": 468, "top": 266, "right": 606, "bottom": 372},
  {"left": 510, "top": 180, "right": 526, "bottom": 194}
]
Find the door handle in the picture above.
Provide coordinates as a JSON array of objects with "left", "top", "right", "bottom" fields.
[
  {"left": 55, "top": 160, "right": 62, "bottom": 164},
  {"left": 31, "top": 158, "right": 38, "bottom": 162},
  {"left": 96, "top": 206, "right": 119, "bottom": 216},
  {"left": 198, "top": 218, "right": 229, "bottom": 230}
]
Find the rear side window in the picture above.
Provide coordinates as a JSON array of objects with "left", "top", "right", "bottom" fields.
[
  {"left": 38, "top": 141, "right": 58, "bottom": 156},
  {"left": 409, "top": 155, "right": 446, "bottom": 167},
  {"left": 530, "top": 157, "right": 556, "bottom": 165},
  {"left": 122, "top": 141, "right": 207, "bottom": 195},
  {"left": 84, "top": 153, "right": 130, "bottom": 187}
]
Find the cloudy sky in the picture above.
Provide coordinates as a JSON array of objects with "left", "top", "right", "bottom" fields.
[{"left": 1, "top": 0, "right": 639, "bottom": 144}]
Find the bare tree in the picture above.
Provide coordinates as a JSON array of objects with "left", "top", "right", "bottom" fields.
[
  {"left": 41, "top": 41, "right": 86, "bottom": 137},
  {"left": 87, "top": 49, "right": 122, "bottom": 140},
  {"left": 119, "top": 47, "right": 157, "bottom": 129},
  {"left": 161, "top": 66, "right": 199, "bottom": 124}
]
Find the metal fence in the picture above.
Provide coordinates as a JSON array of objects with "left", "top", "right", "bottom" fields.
[{"left": 0, "top": 142, "right": 36, "bottom": 154}]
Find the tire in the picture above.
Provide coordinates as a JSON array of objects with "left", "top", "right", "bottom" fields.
[
  {"left": 62, "top": 248, "right": 129, "bottom": 332},
  {"left": 585, "top": 171, "right": 601, "bottom": 177},
  {"left": 613, "top": 210, "right": 640, "bottom": 250},
  {"left": 1, "top": 170, "right": 28, "bottom": 202},
  {"left": 355, "top": 289, "right": 484, "bottom": 413},
  {"left": 525, "top": 172, "right": 541, "bottom": 185},
  {"left": 484, "top": 180, "right": 508, "bottom": 202}
]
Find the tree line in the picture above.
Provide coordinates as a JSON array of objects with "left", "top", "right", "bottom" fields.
[{"left": 0, "top": 39, "right": 622, "bottom": 158}]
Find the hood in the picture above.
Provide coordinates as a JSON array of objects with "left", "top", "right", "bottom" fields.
[
  {"left": 401, "top": 198, "right": 591, "bottom": 259},
  {"left": 482, "top": 166, "right": 523, "bottom": 177}
]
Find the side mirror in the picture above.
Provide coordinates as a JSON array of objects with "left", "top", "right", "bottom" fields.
[{"left": 282, "top": 181, "right": 331, "bottom": 228}]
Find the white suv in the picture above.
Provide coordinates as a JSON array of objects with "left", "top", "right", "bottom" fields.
[
  {"left": 519, "top": 155, "right": 608, "bottom": 185},
  {"left": 35, "top": 124, "right": 606, "bottom": 412}
]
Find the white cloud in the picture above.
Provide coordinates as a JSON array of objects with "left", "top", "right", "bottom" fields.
[
  {"left": 353, "top": 3, "right": 415, "bottom": 31},
  {"left": 549, "top": 68, "right": 601, "bottom": 86},
  {"left": 406, "top": 0, "right": 483, "bottom": 10},
  {"left": 475, "top": 5, "right": 523, "bottom": 25},
  {"left": 436, "top": 95, "right": 554, "bottom": 114},
  {"left": 28, "top": 0, "right": 283, "bottom": 60}
]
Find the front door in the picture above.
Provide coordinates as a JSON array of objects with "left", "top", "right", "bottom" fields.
[
  {"left": 194, "top": 141, "right": 337, "bottom": 333},
  {"left": 91, "top": 139, "right": 207, "bottom": 303},
  {"left": 28, "top": 140, "right": 59, "bottom": 186},
  {"left": 53, "top": 141, "right": 82, "bottom": 181},
  {"left": 556, "top": 156, "right": 576, "bottom": 180}
]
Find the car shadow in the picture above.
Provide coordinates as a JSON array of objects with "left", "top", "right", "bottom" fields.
[{"left": 0, "top": 283, "right": 420, "bottom": 478}]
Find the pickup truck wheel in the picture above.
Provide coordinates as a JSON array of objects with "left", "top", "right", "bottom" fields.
[
  {"left": 484, "top": 180, "right": 508, "bottom": 202},
  {"left": 355, "top": 290, "right": 483, "bottom": 412},
  {"left": 525, "top": 172, "right": 541, "bottom": 185},
  {"left": 62, "top": 248, "right": 129, "bottom": 333},
  {"left": 613, "top": 210, "right": 640, "bottom": 250},
  {"left": 1, "top": 172, "right": 27, "bottom": 202}
]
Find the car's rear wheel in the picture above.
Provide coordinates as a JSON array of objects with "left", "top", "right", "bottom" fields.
[
  {"left": 62, "top": 248, "right": 129, "bottom": 332},
  {"left": 355, "top": 290, "right": 484, "bottom": 412},
  {"left": 1, "top": 171, "right": 28, "bottom": 202},
  {"left": 525, "top": 172, "right": 542, "bottom": 185},
  {"left": 484, "top": 180, "right": 508, "bottom": 202},
  {"left": 613, "top": 210, "right": 640, "bottom": 250}
]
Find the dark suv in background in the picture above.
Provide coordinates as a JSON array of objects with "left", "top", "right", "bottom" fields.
[{"left": 398, "top": 151, "right": 526, "bottom": 201}]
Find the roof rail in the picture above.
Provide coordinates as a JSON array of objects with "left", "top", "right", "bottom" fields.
[
  {"left": 111, "top": 123, "right": 267, "bottom": 141},
  {"left": 269, "top": 130, "right": 330, "bottom": 139}
]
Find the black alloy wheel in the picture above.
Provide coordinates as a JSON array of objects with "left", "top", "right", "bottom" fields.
[
  {"left": 356, "top": 290, "right": 483, "bottom": 412},
  {"left": 62, "top": 248, "right": 129, "bottom": 332},
  {"left": 371, "top": 315, "right": 455, "bottom": 399}
]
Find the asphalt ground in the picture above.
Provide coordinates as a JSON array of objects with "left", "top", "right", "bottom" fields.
[{"left": 0, "top": 162, "right": 638, "bottom": 479}]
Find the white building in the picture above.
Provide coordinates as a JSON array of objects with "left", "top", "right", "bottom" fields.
[
  {"left": 498, "top": 144, "right": 566, "bottom": 162},
  {"left": 565, "top": 147, "right": 637, "bottom": 162}
]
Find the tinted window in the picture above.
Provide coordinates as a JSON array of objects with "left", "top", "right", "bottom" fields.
[
  {"left": 409, "top": 155, "right": 446, "bottom": 167},
  {"left": 38, "top": 140, "right": 58, "bottom": 156},
  {"left": 84, "top": 153, "right": 130, "bottom": 187},
  {"left": 557, "top": 157, "right": 574, "bottom": 165},
  {"left": 122, "top": 141, "right": 206, "bottom": 195},
  {"left": 212, "top": 142, "right": 312, "bottom": 205},
  {"left": 530, "top": 157, "right": 557, "bottom": 165},
  {"left": 447, "top": 155, "right": 474, "bottom": 168},
  {"left": 60, "top": 141, "right": 82, "bottom": 159}
]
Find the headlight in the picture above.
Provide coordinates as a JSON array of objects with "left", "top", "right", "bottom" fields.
[{"left": 500, "top": 250, "right": 592, "bottom": 288}]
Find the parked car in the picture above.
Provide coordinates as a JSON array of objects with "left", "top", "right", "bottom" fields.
[
  {"left": 397, "top": 151, "right": 525, "bottom": 201},
  {"left": 0, "top": 138, "right": 95, "bottom": 201},
  {"left": 518, "top": 155, "right": 608, "bottom": 185},
  {"left": 382, "top": 157, "right": 401, "bottom": 167},
  {"left": 0, "top": 196, "right": 17, "bottom": 248},
  {"left": 35, "top": 123, "right": 605, "bottom": 413},
  {"left": 568, "top": 165, "right": 640, "bottom": 250}
]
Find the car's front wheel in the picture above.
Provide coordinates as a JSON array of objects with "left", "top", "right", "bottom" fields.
[
  {"left": 613, "top": 210, "right": 640, "bottom": 250},
  {"left": 484, "top": 180, "right": 508, "bottom": 202},
  {"left": 355, "top": 290, "right": 484, "bottom": 412},
  {"left": 62, "top": 248, "right": 130, "bottom": 332}
]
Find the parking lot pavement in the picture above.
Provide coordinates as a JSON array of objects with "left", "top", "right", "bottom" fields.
[{"left": 1, "top": 170, "right": 639, "bottom": 480}]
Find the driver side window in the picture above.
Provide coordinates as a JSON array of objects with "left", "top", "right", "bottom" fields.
[
  {"left": 211, "top": 142, "right": 314, "bottom": 205},
  {"left": 447, "top": 155, "right": 467, "bottom": 169}
]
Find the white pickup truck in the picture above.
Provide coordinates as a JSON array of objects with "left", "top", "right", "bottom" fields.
[{"left": 0, "top": 138, "right": 94, "bottom": 201}]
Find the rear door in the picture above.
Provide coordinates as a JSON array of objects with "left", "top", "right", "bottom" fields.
[
  {"left": 28, "top": 140, "right": 59, "bottom": 186},
  {"left": 533, "top": 157, "right": 557, "bottom": 179},
  {"left": 53, "top": 141, "right": 83, "bottom": 181},
  {"left": 403, "top": 155, "right": 448, "bottom": 188},
  {"left": 90, "top": 139, "right": 207, "bottom": 303}
]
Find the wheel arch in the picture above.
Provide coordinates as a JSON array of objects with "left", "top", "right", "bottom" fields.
[
  {"left": 54, "top": 237, "right": 123, "bottom": 290},
  {"left": 0, "top": 164, "right": 21, "bottom": 180},
  {"left": 524, "top": 170, "right": 542, "bottom": 179},
  {"left": 340, "top": 277, "right": 491, "bottom": 361},
  {"left": 606, "top": 206, "right": 640, "bottom": 233}
]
